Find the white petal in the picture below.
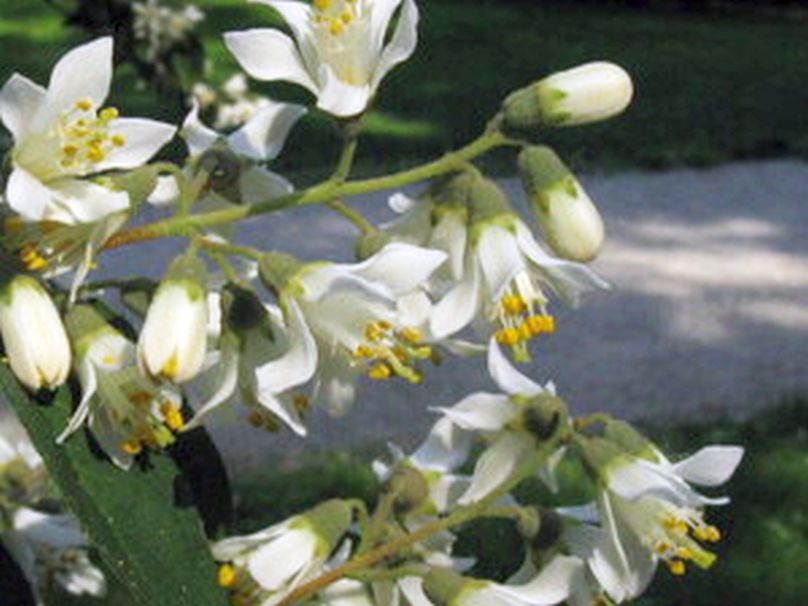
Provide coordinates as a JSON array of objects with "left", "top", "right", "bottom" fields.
[
  {"left": 371, "top": 0, "right": 419, "bottom": 91},
  {"left": 430, "top": 258, "right": 481, "bottom": 338},
  {"left": 459, "top": 433, "right": 535, "bottom": 504},
  {"left": 255, "top": 299, "right": 317, "bottom": 394},
  {"left": 671, "top": 446, "right": 744, "bottom": 486},
  {"left": 397, "top": 291, "right": 432, "bottom": 329},
  {"left": 211, "top": 519, "right": 291, "bottom": 561},
  {"left": 184, "top": 342, "right": 239, "bottom": 430},
  {"left": 0, "top": 73, "right": 46, "bottom": 141},
  {"left": 254, "top": 1, "right": 313, "bottom": 42},
  {"left": 227, "top": 101, "right": 306, "bottom": 161},
  {"left": 487, "top": 338, "right": 544, "bottom": 396},
  {"left": 492, "top": 555, "right": 582, "bottom": 605},
  {"left": 181, "top": 101, "right": 220, "bottom": 156},
  {"left": 312, "top": 353, "right": 357, "bottom": 416},
  {"left": 429, "top": 210, "right": 467, "bottom": 281},
  {"left": 238, "top": 166, "right": 293, "bottom": 204},
  {"left": 49, "top": 178, "right": 130, "bottom": 223},
  {"left": 352, "top": 242, "right": 446, "bottom": 296},
  {"left": 41, "top": 37, "right": 112, "bottom": 124},
  {"left": 256, "top": 392, "right": 308, "bottom": 436},
  {"left": 57, "top": 358, "right": 97, "bottom": 443},
  {"left": 477, "top": 225, "right": 525, "bottom": 301},
  {"left": 410, "top": 416, "right": 473, "bottom": 472},
  {"left": 224, "top": 29, "right": 318, "bottom": 93},
  {"left": 316, "top": 65, "right": 372, "bottom": 118},
  {"left": 398, "top": 577, "right": 432, "bottom": 606},
  {"left": 248, "top": 528, "right": 318, "bottom": 591},
  {"left": 97, "top": 118, "right": 176, "bottom": 170},
  {"left": 434, "top": 392, "right": 516, "bottom": 432},
  {"left": 148, "top": 175, "right": 181, "bottom": 206},
  {"left": 5, "top": 167, "right": 52, "bottom": 221},
  {"left": 369, "top": 0, "right": 403, "bottom": 56}
]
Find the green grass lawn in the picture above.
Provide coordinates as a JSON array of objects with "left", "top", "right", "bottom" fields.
[{"left": 1, "top": 0, "right": 807, "bottom": 179}]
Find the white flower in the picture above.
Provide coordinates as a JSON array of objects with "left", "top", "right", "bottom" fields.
[
  {"left": 433, "top": 340, "right": 563, "bottom": 505},
  {"left": 0, "top": 403, "right": 43, "bottom": 472},
  {"left": 137, "top": 254, "right": 208, "bottom": 384},
  {"left": 418, "top": 556, "right": 582, "bottom": 606},
  {"left": 431, "top": 210, "right": 608, "bottom": 362},
  {"left": 0, "top": 275, "right": 71, "bottom": 391},
  {"left": 257, "top": 242, "right": 446, "bottom": 414},
  {"left": 1, "top": 507, "right": 106, "bottom": 604},
  {"left": 213, "top": 500, "right": 353, "bottom": 605},
  {"left": 224, "top": 0, "right": 419, "bottom": 117},
  {"left": 578, "top": 440, "right": 744, "bottom": 602},
  {"left": 0, "top": 37, "right": 175, "bottom": 224},
  {"left": 59, "top": 305, "right": 185, "bottom": 469}
]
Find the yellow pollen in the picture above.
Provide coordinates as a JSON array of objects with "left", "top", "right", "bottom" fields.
[
  {"left": 314, "top": 0, "right": 331, "bottom": 10},
  {"left": 329, "top": 18, "right": 344, "bottom": 34},
  {"left": 20, "top": 245, "right": 48, "bottom": 270},
  {"left": 518, "top": 322, "right": 533, "bottom": 341},
  {"left": 160, "top": 402, "right": 185, "bottom": 432},
  {"left": 694, "top": 525, "right": 721, "bottom": 542},
  {"left": 85, "top": 147, "right": 106, "bottom": 163},
  {"left": 525, "top": 315, "right": 544, "bottom": 335},
  {"left": 354, "top": 344, "right": 375, "bottom": 359},
  {"left": 75, "top": 98, "right": 93, "bottom": 111},
  {"left": 111, "top": 134, "right": 126, "bottom": 147},
  {"left": 377, "top": 320, "right": 392, "bottom": 331},
  {"left": 495, "top": 327, "right": 521, "bottom": 346},
  {"left": 501, "top": 295, "right": 526, "bottom": 315},
  {"left": 676, "top": 547, "right": 694, "bottom": 560},
  {"left": 655, "top": 542, "right": 672, "bottom": 555},
  {"left": 218, "top": 564, "right": 237, "bottom": 588},
  {"left": 100, "top": 355, "right": 119, "bottom": 365},
  {"left": 99, "top": 107, "right": 119, "bottom": 121},
  {"left": 667, "top": 560, "right": 686, "bottom": 576},
  {"left": 341, "top": 11, "right": 353, "bottom": 23},
  {"left": 664, "top": 517, "right": 690, "bottom": 536},
  {"left": 161, "top": 353, "right": 180, "bottom": 380},
  {"left": 62, "top": 144, "right": 79, "bottom": 156},
  {"left": 399, "top": 327, "right": 423, "bottom": 344},
  {"left": 121, "top": 440, "right": 143, "bottom": 455},
  {"left": 368, "top": 364, "right": 392, "bottom": 380}
]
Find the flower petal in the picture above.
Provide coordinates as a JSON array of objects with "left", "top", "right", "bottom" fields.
[
  {"left": 228, "top": 101, "right": 306, "bottom": 161},
  {"left": 430, "top": 257, "right": 481, "bottom": 339},
  {"left": 41, "top": 37, "right": 112, "bottom": 125},
  {"left": 247, "top": 528, "right": 318, "bottom": 591},
  {"left": 493, "top": 555, "right": 582, "bottom": 606},
  {"left": 459, "top": 432, "right": 535, "bottom": 504},
  {"left": 0, "top": 73, "right": 46, "bottom": 141},
  {"left": 181, "top": 101, "right": 220, "bottom": 156},
  {"left": 224, "top": 29, "right": 318, "bottom": 93},
  {"left": 238, "top": 166, "right": 293, "bottom": 204},
  {"left": 410, "top": 416, "right": 472, "bottom": 472},
  {"left": 487, "top": 338, "right": 544, "bottom": 396},
  {"left": 56, "top": 358, "right": 97, "bottom": 444},
  {"left": 256, "top": 392, "right": 308, "bottom": 436},
  {"left": 184, "top": 339, "right": 240, "bottom": 431},
  {"left": 97, "top": 118, "right": 176, "bottom": 171},
  {"left": 433, "top": 392, "right": 516, "bottom": 432},
  {"left": 351, "top": 242, "right": 446, "bottom": 296},
  {"left": 671, "top": 446, "right": 744, "bottom": 487},
  {"left": 49, "top": 178, "right": 130, "bottom": 223},
  {"left": 316, "top": 65, "right": 372, "bottom": 118},
  {"left": 255, "top": 299, "right": 317, "bottom": 394},
  {"left": 477, "top": 225, "right": 526, "bottom": 301},
  {"left": 5, "top": 167, "right": 52, "bottom": 221},
  {"left": 372, "top": 0, "right": 419, "bottom": 91}
]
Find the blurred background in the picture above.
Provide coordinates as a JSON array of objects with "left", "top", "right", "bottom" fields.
[{"left": 0, "top": 1, "right": 806, "bottom": 605}]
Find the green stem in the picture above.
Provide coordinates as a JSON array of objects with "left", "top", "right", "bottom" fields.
[
  {"left": 104, "top": 128, "right": 509, "bottom": 250},
  {"left": 195, "top": 237, "right": 263, "bottom": 261},
  {"left": 276, "top": 427, "right": 568, "bottom": 606},
  {"left": 357, "top": 491, "right": 398, "bottom": 555},
  {"left": 326, "top": 199, "right": 376, "bottom": 234}
]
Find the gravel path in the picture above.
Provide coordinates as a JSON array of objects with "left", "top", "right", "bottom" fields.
[{"left": 87, "top": 159, "right": 808, "bottom": 473}]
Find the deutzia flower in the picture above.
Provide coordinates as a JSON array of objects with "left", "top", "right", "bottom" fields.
[
  {"left": 213, "top": 499, "right": 353, "bottom": 605},
  {"left": 257, "top": 242, "right": 446, "bottom": 414},
  {"left": 185, "top": 285, "right": 310, "bottom": 436},
  {"left": 434, "top": 340, "right": 566, "bottom": 505},
  {"left": 150, "top": 97, "right": 305, "bottom": 208},
  {"left": 1, "top": 507, "right": 106, "bottom": 604},
  {"left": 224, "top": 0, "right": 419, "bottom": 117},
  {"left": 0, "top": 37, "right": 175, "bottom": 224},
  {"left": 137, "top": 254, "right": 209, "bottom": 384},
  {"left": 58, "top": 305, "right": 185, "bottom": 469},
  {"left": 575, "top": 431, "right": 744, "bottom": 602},
  {"left": 417, "top": 556, "right": 583, "bottom": 606},
  {"left": 430, "top": 175, "right": 608, "bottom": 362},
  {"left": 0, "top": 273, "right": 71, "bottom": 391}
]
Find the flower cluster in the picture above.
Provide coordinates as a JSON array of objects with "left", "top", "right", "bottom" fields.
[{"left": 0, "top": 3, "right": 743, "bottom": 606}]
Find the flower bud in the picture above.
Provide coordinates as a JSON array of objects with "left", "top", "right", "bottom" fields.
[
  {"left": 138, "top": 254, "right": 208, "bottom": 383},
  {"left": 0, "top": 275, "right": 71, "bottom": 390},
  {"left": 519, "top": 146, "right": 604, "bottom": 262},
  {"left": 257, "top": 251, "right": 304, "bottom": 295},
  {"left": 504, "top": 62, "right": 633, "bottom": 129},
  {"left": 354, "top": 230, "right": 392, "bottom": 261}
]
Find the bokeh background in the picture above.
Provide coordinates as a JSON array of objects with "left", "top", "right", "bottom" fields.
[{"left": 0, "top": 1, "right": 806, "bottom": 605}]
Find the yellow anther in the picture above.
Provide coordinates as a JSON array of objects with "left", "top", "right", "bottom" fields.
[
  {"left": 543, "top": 315, "right": 556, "bottom": 333},
  {"left": 330, "top": 19, "right": 345, "bottom": 35},
  {"left": 100, "top": 355, "right": 119, "bottom": 366},
  {"left": 654, "top": 541, "right": 672, "bottom": 555},
  {"left": 501, "top": 295, "right": 526, "bottom": 315},
  {"left": 495, "top": 327, "right": 521, "bottom": 346},
  {"left": 676, "top": 547, "right": 694, "bottom": 560},
  {"left": 293, "top": 394, "right": 310, "bottom": 413},
  {"left": 341, "top": 11, "right": 353, "bottom": 23},
  {"left": 399, "top": 327, "right": 423, "bottom": 344},
  {"left": 111, "top": 134, "right": 126, "bottom": 147},
  {"left": 377, "top": 320, "right": 392, "bottom": 331},
  {"left": 518, "top": 322, "right": 533, "bottom": 341},
  {"left": 160, "top": 402, "right": 185, "bottom": 432},
  {"left": 314, "top": 0, "right": 331, "bottom": 10},
  {"left": 354, "top": 344, "right": 375, "bottom": 359},
  {"left": 75, "top": 98, "right": 93, "bottom": 111},
  {"left": 667, "top": 560, "right": 686, "bottom": 576},
  {"left": 161, "top": 353, "right": 180, "bottom": 380},
  {"left": 121, "top": 440, "right": 143, "bottom": 455},
  {"left": 368, "top": 364, "right": 392, "bottom": 380},
  {"left": 60, "top": 158, "right": 76, "bottom": 168},
  {"left": 99, "top": 107, "right": 119, "bottom": 121},
  {"left": 62, "top": 144, "right": 79, "bottom": 156},
  {"left": 218, "top": 564, "right": 237, "bottom": 588},
  {"left": 364, "top": 323, "right": 386, "bottom": 342},
  {"left": 525, "top": 315, "right": 545, "bottom": 335},
  {"left": 85, "top": 147, "right": 106, "bottom": 163},
  {"left": 694, "top": 525, "right": 721, "bottom": 543},
  {"left": 20, "top": 245, "right": 48, "bottom": 271}
]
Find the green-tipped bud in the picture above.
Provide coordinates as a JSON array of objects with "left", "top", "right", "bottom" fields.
[
  {"left": 137, "top": 254, "right": 208, "bottom": 384},
  {"left": 0, "top": 275, "right": 71, "bottom": 391},
  {"left": 519, "top": 146, "right": 604, "bottom": 262},
  {"left": 574, "top": 435, "right": 627, "bottom": 481},
  {"left": 504, "top": 62, "right": 633, "bottom": 129},
  {"left": 386, "top": 465, "right": 430, "bottom": 514},
  {"left": 354, "top": 230, "right": 391, "bottom": 261},
  {"left": 517, "top": 393, "right": 568, "bottom": 441},
  {"left": 467, "top": 175, "right": 514, "bottom": 226},
  {"left": 603, "top": 420, "right": 660, "bottom": 463},
  {"left": 423, "top": 569, "right": 478, "bottom": 606},
  {"left": 429, "top": 172, "right": 476, "bottom": 209},
  {"left": 258, "top": 251, "right": 304, "bottom": 294},
  {"left": 303, "top": 499, "right": 354, "bottom": 552}
]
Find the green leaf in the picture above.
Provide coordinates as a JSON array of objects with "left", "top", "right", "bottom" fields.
[{"left": 0, "top": 369, "right": 229, "bottom": 606}]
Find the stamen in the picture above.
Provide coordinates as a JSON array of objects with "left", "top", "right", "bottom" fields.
[
  {"left": 667, "top": 560, "right": 686, "bottom": 576},
  {"left": 368, "top": 364, "right": 392, "bottom": 380},
  {"left": 399, "top": 327, "right": 423, "bottom": 344},
  {"left": 20, "top": 245, "right": 48, "bottom": 271},
  {"left": 218, "top": 564, "right": 237, "bottom": 588},
  {"left": 160, "top": 402, "right": 185, "bottom": 432},
  {"left": 495, "top": 327, "right": 521, "bottom": 346},
  {"left": 121, "top": 440, "right": 143, "bottom": 455},
  {"left": 161, "top": 353, "right": 180, "bottom": 380},
  {"left": 75, "top": 98, "right": 94, "bottom": 111}
]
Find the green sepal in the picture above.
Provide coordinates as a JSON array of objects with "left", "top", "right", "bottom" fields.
[
  {"left": 258, "top": 251, "right": 304, "bottom": 294},
  {"left": 302, "top": 499, "right": 353, "bottom": 553},
  {"left": 603, "top": 420, "right": 660, "bottom": 463},
  {"left": 108, "top": 165, "right": 162, "bottom": 212},
  {"left": 518, "top": 146, "right": 573, "bottom": 212}
]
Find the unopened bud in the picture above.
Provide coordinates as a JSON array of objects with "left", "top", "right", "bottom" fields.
[
  {"left": 519, "top": 146, "right": 604, "bottom": 262},
  {"left": 467, "top": 175, "right": 514, "bottom": 226},
  {"left": 386, "top": 465, "right": 430, "bottom": 513},
  {"left": 504, "top": 62, "right": 633, "bottom": 129},
  {"left": 603, "top": 419, "right": 659, "bottom": 463},
  {"left": 519, "top": 393, "right": 568, "bottom": 441},
  {"left": 423, "top": 568, "right": 470, "bottom": 606},
  {"left": 354, "top": 230, "right": 391, "bottom": 261},
  {"left": 303, "top": 499, "right": 354, "bottom": 551},
  {"left": 258, "top": 251, "right": 304, "bottom": 294},
  {"left": 0, "top": 275, "right": 71, "bottom": 390}
]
